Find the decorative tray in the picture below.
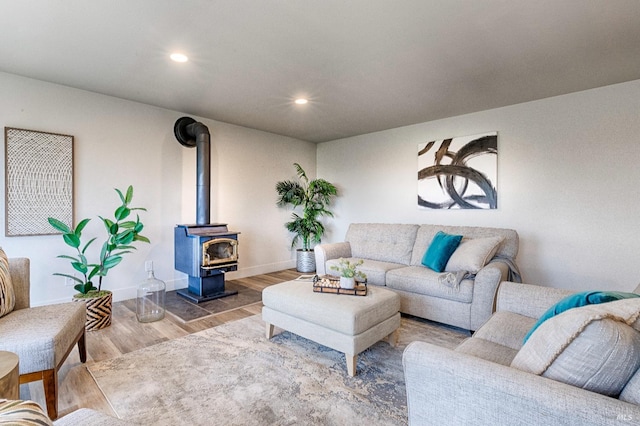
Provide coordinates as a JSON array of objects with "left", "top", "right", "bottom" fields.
[{"left": 312, "top": 275, "right": 367, "bottom": 296}]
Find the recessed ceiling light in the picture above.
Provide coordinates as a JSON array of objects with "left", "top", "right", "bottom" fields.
[
  {"left": 170, "top": 53, "right": 189, "bottom": 63},
  {"left": 294, "top": 98, "right": 308, "bottom": 105}
]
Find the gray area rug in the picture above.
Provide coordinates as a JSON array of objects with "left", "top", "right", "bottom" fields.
[{"left": 88, "top": 314, "right": 468, "bottom": 425}]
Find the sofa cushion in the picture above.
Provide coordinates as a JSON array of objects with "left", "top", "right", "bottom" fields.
[
  {"left": 523, "top": 291, "right": 640, "bottom": 343},
  {"left": 620, "top": 368, "right": 640, "bottom": 404},
  {"left": 455, "top": 337, "right": 519, "bottom": 366},
  {"left": 325, "top": 257, "right": 405, "bottom": 286},
  {"left": 472, "top": 311, "right": 537, "bottom": 350},
  {"left": 0, "top": 248, "right": 15, "bottom": 318},
  {"left": 444, "top": 235, "right": 503, "bottom": 274},
  {"left": 511, "top": 299, "right": 640, "bottom": 396},
  {"left": 421, "top": 231, "right": 462, "bottom": 272},
  {"left": 386, "top": 266, "right": 473, "bottom": 303},
  {"left": 345, "top": 223, "right": 419, "bottom": 265}
]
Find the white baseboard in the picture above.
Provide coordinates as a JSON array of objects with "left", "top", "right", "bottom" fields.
[{"left": 36, "top": 261, "right": 297, "bottom": 306}]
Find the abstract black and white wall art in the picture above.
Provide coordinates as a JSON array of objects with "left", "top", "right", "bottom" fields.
[
  {"left": 4, "top": 127, "right": 74, "bottom": 236},
  {"left": 417, "top": 132, "right": 497, "bottom": 210}
]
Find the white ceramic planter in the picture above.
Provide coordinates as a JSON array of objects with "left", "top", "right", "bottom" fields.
[{"left": 340, "top": 276, "right": 355, "bottom": 289}]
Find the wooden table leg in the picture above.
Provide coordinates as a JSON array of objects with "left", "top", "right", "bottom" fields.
[
  {"left": 265, "top": 323, "right": 275, "bottom": 339},
  {"left": 386, "top": 329, "right": 399, "bottom": 347},
  {"left": 346, "top": 354, "right": 357, "bottom": 377}
]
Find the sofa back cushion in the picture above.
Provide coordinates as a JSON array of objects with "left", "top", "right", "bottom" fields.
[
  {"left": 410, "top": 225, "right": 518, "bottom": 267},
  {"left": 345, "top": 223, "right": 419, "bottom": 265},
  {"left": 511, "top": 299, "right": 640, "bottom": 397}
]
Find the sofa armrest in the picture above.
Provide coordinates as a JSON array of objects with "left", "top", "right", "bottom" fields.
[
  {"left": 8, "top": 258, "right": 30, "bottom": 310},
  {"left": 314, "top": 242, "right": 352, "bottom": 275},
  {"left": 469, "top": 261, "right": 508, "bottom": 331},
  {"left": 403, "top": 341, "right": 639, "bottom": 426},
  {"left": 496, "top": 281, "right": 574, "bottom": 319}
]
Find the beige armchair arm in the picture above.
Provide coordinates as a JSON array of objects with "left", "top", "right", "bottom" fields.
[{"left": 8, "top": 258, "right": 30, "bottom": 310}]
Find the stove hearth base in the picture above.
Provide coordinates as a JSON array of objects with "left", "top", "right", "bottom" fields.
[{"left": 177, "top": 274, "right": 238, "bottom": 304}]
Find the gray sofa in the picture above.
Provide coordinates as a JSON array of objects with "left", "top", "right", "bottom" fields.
[
  {"left": 403, "top": 281, "right": 640, "bottom": 425},
  {"left": 315, "top": 223, "right": 519, "bottom": 331}
]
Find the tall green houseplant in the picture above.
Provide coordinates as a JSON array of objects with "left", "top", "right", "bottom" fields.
[
  {"left": 276, "top": 163, "right": 337, "bottom": 272},
  {"left": 48, "top": 185, "right": 150, "bottom": 296}
]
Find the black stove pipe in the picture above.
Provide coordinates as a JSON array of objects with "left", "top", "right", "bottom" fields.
[{"left": 174, "top": 117, "right": 210, "bottom": 225}]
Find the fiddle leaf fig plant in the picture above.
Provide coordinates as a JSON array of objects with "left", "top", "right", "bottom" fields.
[
  {"left": 48, "top": 185, "right": 150, "bottom": 295},
  {"left": 275, "top": 163, "right": 337, "bottom": 251}
]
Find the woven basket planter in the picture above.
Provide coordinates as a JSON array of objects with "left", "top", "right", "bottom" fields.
[{"left": 73, "top": 291, "right": 113, "bottom": 331}]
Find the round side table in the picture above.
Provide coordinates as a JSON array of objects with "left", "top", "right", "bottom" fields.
[{"left": 0, "top": 351, "right": 19, "bottom": 400}]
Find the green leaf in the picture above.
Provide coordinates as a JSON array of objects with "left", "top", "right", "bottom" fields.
[
  {"left": 115, "top": 206, "right": 130, "bottom": 221},
  {"left": 75, "top": 282, "right": 97, "bottom": 294},
  {"left": 48, "top": 217, "right": 71, "bottom": 233},
  {"left": 134, "top": 221, "right": 143, "bottom": 233},
  {"left": 71, "top": 262, "right": 88, "bottom": 274},
  {"left": 102, "top": 255, "right": 123, "bottom": 270},
  {"left": 88, "top": 266, "right": 101, "bottom": 280},
  {"left": 109, "top": 222, "right": 119, "bottom": 234},
  {"left": 115, "top": 187, "right": 126, "bottom": 204},
  {"left": 81, "top": 238, "right": 97, "bottom": 254},
  {"left": 57, "top": 254, "right": 80, "bottom": 262},
  {"left": 134, "top": 234, "right": 150, "bottom": 244},
  {"left": 100, "top": 241, "right": 109, "bottom": 260},
  {"left": 117, "top": 231, "right": 135, "bottom": 245},
  {"left": 63, "top": 233, "right": 81, "bottom": 248},
  {"left": 125, "top": 185, "right": 133, "bottom": 204},
  {"left": 119, "top": 221, "right": 136, "bottom": 229},
  {"left": 74, "top": 218, "right": 91, "bottom": 235}
]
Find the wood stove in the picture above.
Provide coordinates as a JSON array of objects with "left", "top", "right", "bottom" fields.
[
  {"left": 173, "top": 117, "right": 240, "bottom": 303},
  {"left": 174, "top": 223, "right": 239, "bottom": 303}
]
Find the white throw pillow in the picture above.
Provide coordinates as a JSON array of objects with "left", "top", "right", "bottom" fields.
[
  {"left": 511, "top": 298, "right": 640, "bottom": 396},
  {"left": 444, "top": 235, "right": 503, "bottom": 273}
]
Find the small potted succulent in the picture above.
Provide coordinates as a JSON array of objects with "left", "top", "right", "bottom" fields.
[
  {"left": 330, "top": 258, "right": 367, "bottom": 289},
  {"left": 48, "top": 185, "right": 149, "bottom": 330}
]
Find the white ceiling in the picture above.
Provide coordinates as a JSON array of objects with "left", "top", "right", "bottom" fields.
[{"left": 1, "top": 1, "right": 640, "bottom": 143}]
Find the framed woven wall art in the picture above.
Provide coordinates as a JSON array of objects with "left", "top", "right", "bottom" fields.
[
  {"left": 4, "top": 127, "right": 74, "bottom": 236},
  {"left": 417, "top": 131, "right": 498, "bottom": 210}
]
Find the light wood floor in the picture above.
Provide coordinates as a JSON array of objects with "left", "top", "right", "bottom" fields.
[{"left": 21, "top": 269, "right": 300, "bottom": 420}]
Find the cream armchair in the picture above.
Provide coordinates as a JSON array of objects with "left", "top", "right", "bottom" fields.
[{"left": 0, "top": 258, "right": 86, "bottom": 420}]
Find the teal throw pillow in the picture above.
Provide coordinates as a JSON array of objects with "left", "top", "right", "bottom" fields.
[
  {"left": 422, "top": 231, "right": 463, "bottom": 272},
  {"left": 523, "top": 291, "right": 640, "bottom": 343}
]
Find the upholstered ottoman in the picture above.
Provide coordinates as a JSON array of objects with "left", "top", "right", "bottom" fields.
[{"left": 262, "top": 280, "right": 401, "bottom": 376}]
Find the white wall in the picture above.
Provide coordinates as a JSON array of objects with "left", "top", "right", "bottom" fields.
[
  {"left": 317, "top": 79, "right": 640, "bottom": 292},
  {"left": 0, "top": 72, "right": 314, "bottom": 305}
]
